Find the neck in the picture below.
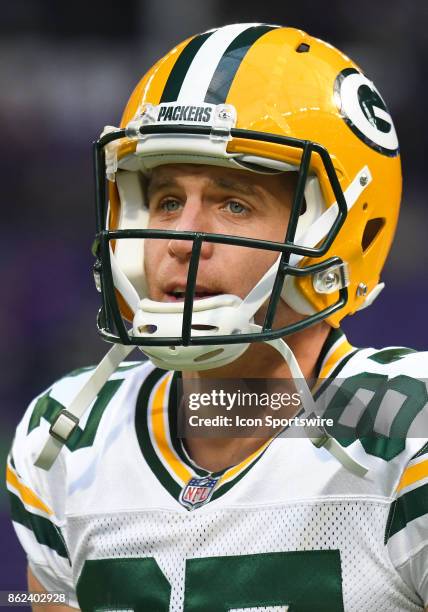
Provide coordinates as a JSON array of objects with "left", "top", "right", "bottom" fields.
[{"left": 181, "top": 321, "right": 331, "bottom": 473}]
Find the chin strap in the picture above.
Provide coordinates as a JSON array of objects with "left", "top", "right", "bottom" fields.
[
  {"left": 35, "top": 330, "right": 368, "bottom": 477},
  {"left": 254, "top": 326, "right": 368, "bottom": 477},
  {"left": 34, "top": 343, "right": 134, "bottom": 470}
]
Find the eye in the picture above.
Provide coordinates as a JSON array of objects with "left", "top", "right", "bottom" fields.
[
  {"left": 161, "top": 198, "right": 182, "bottom": 212},
  {"left": 225, "top": 200, "right": 248, "bottom": 215}
]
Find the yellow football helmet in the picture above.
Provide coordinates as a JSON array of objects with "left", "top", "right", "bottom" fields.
[{"left": 92, "top": 23, "right": 401, "bottom": 371}]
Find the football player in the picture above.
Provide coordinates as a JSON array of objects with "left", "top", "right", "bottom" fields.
[{"left": 7, "top": 23, "right": 428, "bottom": 611}]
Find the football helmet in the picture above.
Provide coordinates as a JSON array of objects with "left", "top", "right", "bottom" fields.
[{"left": 92, "top": 23, "right": 401, "bottom": 371}]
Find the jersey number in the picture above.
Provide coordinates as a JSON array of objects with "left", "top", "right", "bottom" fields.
[
  {"left": 325, "top": 373, "right": 428, "bottom": 460},
  {"left": 77, "top": 550, "right": 344, "bottom": 611}
]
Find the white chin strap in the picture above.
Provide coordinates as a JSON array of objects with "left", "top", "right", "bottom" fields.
[
  {"left": 34, "top": 325, "right": 368, "bottom": 477},
  {"left": 35, "top": 283, "right": 367, "bottom": 478},
  {"left": 34, "top": 342, "right": 135, "bottom": 471},
  {"left": 259, "top": 327, "right": 367, "bottom": 478}
]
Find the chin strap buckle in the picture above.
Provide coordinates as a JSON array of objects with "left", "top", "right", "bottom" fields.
[
  {"left": 34, "top": 343, "right": 135, "bottom": 471},
  {"left": 310, "top": 431, "right": 330, "bottom": 448},
  {"left": 49, "top": 410, "right": 80, "bottom": 444}
]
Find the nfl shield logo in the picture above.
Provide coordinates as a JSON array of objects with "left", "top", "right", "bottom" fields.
[{"left": 180, "top": 475, "right": 219, "bottom": 510}]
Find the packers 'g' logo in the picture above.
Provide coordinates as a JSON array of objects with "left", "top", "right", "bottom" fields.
[{"left": 334, "top": 68, "right": 399, "bottom": 156}]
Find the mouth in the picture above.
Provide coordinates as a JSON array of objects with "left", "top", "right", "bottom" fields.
[{"left": 164, "top": 286, "right": 222, "bottom": 302}]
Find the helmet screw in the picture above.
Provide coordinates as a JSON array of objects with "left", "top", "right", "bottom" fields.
[
  {"left": 359, "top": 174, "right": 369, "bottom": 186},
  {"left": 93, "top": 260, "right": 102, "bottom": 293},
  {"left": 356, "top": 282, "right": 368, "bottom": 297},
  {"left": 323, "top": 271, "right": 339, "bottom": 291}
]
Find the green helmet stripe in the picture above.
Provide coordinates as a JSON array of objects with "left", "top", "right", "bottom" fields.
[
  {"left": 160, "top": 31, "right": 214, "bottom": 103},
  {"left": 205, "top": 25, "right": 276, "bottom": 104}
]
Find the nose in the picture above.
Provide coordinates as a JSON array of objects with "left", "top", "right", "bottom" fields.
[{"left": 167, "top": 199, "right": 214, "bottom": 260}]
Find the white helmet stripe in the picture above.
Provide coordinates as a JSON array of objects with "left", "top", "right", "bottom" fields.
[{"left": 177, "top": 24, "right": 265, "bottom": 104}]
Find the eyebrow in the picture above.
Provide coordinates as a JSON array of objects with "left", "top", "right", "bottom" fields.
[
  {"left": 146, "top": 177, "right": 179, "bottom": 200},
  {"left": 146, "top": 175, "right": 261, "bottom": 200},
  {"left": 214, "top": 177, "right": 260, "bottom": 196}
]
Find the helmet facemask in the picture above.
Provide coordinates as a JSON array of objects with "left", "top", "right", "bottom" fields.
[{"left": 92, "top": 120, "right": 358, "bottom": 371}]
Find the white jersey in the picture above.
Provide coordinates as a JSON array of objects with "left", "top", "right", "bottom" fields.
[{"left": 6, "top": 330, "right": 428, "bottom": 611}]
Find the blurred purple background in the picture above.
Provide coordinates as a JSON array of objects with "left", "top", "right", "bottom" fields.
[{"left": 1, "top": 0, "right": 427, "bottom": 599}]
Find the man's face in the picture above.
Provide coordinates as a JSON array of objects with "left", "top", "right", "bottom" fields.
[{"left": 144, "top": 164, "right": 295, "bottom": 307}]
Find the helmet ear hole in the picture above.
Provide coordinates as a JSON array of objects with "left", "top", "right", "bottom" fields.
[{"left": 361, "top": 218, "right": 385, "bottom": 252}]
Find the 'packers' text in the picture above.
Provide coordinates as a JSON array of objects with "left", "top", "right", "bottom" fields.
[{"left": 157, "top": 105, "right": 212, "bottom": 123}]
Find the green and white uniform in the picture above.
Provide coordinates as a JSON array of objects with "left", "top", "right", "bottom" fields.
[{"left": 7, "top": 331, "right": 428, "bottom": 611}]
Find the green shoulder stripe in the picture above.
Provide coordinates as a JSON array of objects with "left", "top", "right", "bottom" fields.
[
  {"left": 385, "top": 482, "right": 428, "bottom": 542},
  {"left": 67, "top": 365, "right": 96, "bottom": 378},
  {"left": 27, "top": 380, "right": 124, "bottom": 451},
  {"left": 54, "top": 361, "right": 142, "bottom": 379},
  {"left": 9, "top": 491, "right": 70, "bottom": 561},
  {"left": 368, "top": 348, "right": 416, "bottom": 364},
  {"left": 116, "top": 362, "right": 146, "bottom": 372}
]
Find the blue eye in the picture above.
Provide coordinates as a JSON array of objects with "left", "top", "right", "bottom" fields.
[
  {"left": 227, "top": 201, "right": 246, "bottom": 214},
  {"left": 162, "top": 199, "right": 181, "bottom": 212}
]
